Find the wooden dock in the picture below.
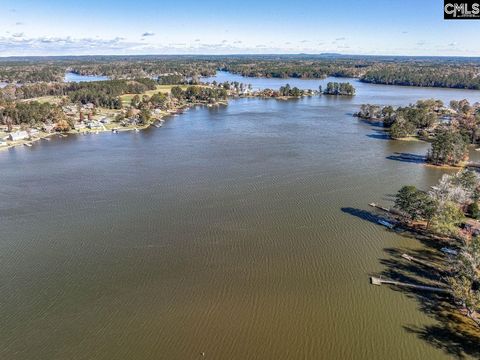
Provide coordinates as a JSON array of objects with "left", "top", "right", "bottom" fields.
[
  {"left": 401, "top": 253, "right": 439, "bottom": 270},
  {"left": 370, "top": 277, "right": 449, "bottom": 293},
  {"left": 369, "top": 202, "right": 391, "bottom": 212}
]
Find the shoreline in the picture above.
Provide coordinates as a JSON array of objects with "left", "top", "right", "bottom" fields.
[
  {"left": 0, "top": 94, "right": 321, "bottom": 152},
  {"left": 222, "top": 70, "right": 480, "bottom": 91},
  {"left": 0, "top": 100, "right": 227, "bottom": 152}
]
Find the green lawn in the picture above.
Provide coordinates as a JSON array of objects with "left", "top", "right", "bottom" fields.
[
  {"left": 21, "top": 95, "right": 64, "bottom": 104},
  {"left": 119, "top": 84, "right": 207, "bottom": 106},
  {"left": 120, "top": 85, "right": 190, "bottom": 106}
]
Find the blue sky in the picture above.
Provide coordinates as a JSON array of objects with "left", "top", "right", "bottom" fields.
[{"left": 0, "top": 0, "right": 479, "bottom": 56}]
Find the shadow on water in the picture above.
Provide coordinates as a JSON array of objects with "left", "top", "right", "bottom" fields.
[
  {"left": 341, "top": 207, "right": 392, "bottom": 226},
  {"left": 379, "top": 247, "right": 480, "bottom": 359},
  {"left": 366, "top": 128, "right": 391, "bottom": 141},
  {"left": 343, "top": 206, "right": 480, "bottom": 359},
  {"left": 386, "top": 152, "right": 426, "bottom": 164},
  {"left": 366, "top": 132, "right": 391, "bottom": 141},
  {"left": 356, "top": 117, "right": 385, "bottom": 128}
]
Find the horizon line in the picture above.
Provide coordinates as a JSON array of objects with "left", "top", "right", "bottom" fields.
[{"left": 1, "top": 53, "right": 480, "bottom": 59}]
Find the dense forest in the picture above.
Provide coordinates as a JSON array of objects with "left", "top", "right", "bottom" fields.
[
  {"left": 0, "top": 56, "right": 220, "bottom": 83},
  {"left": 361, "top": 63, "right": 480, "bottom": 89},
  {"left": 1, "top": 55, "right": 480, "bottom": 90},
  {"left": 0, "top": 78, "right": 158, "bottom": 108},
  {"left": 0, "top": 101, "right": 65, "bottom": 128},
  {"left": 221, "top": 58, "right": 368, "bottom": 78}
]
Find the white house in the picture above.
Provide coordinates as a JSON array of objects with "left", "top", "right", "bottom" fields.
[
  {"left": 43, "top": 124, "right": 55, "bottom": 133},
  {"left": 87, "top": 121, "right": 102, "bottom": 129},
  {"left": 28, "top": 129, "right": 39, "bottom": 137},
  {"left": 8, "top": 131, "right": 29, "bottom": 141}
]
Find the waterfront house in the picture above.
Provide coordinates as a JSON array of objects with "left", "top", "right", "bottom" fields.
[
  {"left": 439, "top": 115, "right": 452, "bottom": 124},
  {"left": 8, "top": 131, "right": 29, "bottom": 141},
  {"left": 62, "top": 105, "right": 77, "bottom": 116},
  {"left": 42, "top": 124, "right": 55, "bottom": 133},
  {"left": 28, "top": 129, "right": 40, "bottom": 137},
  {"left": 87, "top": 121, "right": 102, "bottom": 129},
  {"left": 464, "top": 219, "right": 480, "bottom": 236}
]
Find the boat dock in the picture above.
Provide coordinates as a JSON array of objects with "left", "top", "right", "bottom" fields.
[
  {"left": 467, "top": 161, "right": 480, "bottom": 169},
  {"left": 401, "top": 253, "right": 439, "bottom": 270},
  {"left": 370, "top": 277, "right": 449, "bottom": 293},
  {"left": 369, "top": 202, "right": 391, "bottom": 212}
]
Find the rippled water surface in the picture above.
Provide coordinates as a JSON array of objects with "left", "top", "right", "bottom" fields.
[{"left": 1, "top": 75, "right": 480, "bottom": 359}]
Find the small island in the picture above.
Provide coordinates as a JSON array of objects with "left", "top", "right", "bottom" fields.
[{"left": 322, "top": 82, "right": 356, "bottom": 96}]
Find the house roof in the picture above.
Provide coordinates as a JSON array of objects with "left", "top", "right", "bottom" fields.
[{"left": 465, "top": 219, "right": 480, "bottom": 229}]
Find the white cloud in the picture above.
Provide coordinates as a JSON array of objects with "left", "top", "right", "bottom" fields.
[
  {"left": 0, "top": 33, "right": 474, "bottom": 57},
  {"left": 0, "top": 35, "right": 144, "bottom": 55}
]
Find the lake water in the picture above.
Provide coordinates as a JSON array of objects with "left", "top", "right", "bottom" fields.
[
  {"left": 203, "top": 71, "right": 480, "bottom": 105},
  {"left": 1, "top": 73, "right": 480, "bottom": 359},
  {"left": 64, "top": 72, "right": 109, "bottom": 82}
]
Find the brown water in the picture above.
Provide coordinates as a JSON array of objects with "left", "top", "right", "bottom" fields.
[{"left": 1, "top": 77, "right": 480, "bottom": 359}]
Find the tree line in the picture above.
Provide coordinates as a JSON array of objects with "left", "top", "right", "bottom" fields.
[
  {"left": 0, "top": 78, "right": 158, "bottom": 109},
  {"left": 2, "top": 56, "right": 480, "bottom": 90},
  {"left": 0, "top": 101, "right": 65, "bottom": 128},
  {"left": 394, "top": 170, "right": 480, "bottom": 328},
  {"left": 170, "top": 86, "right": 227, "bottom": 103},
  {"left": 355, "top": 99, "right": 480, "bottom": 166}
]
